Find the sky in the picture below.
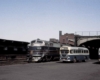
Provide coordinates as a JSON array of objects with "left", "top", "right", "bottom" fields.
[{"left": 0, "top": 0, "right": 100, "bottom": 42}]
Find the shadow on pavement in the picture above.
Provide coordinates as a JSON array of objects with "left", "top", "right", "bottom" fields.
[
  {"left": 56, "top": 61, "right": 74, "bottom": 64},
  {"left": 93, "top": 61, "right": 100, "bottom": 64},
  {"left": 56, "top": 60, "right": 89, "bottom": 64}
]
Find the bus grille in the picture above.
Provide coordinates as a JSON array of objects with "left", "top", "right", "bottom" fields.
[{"left": 61, "top": 53, "right": 66, "bottom": 57}]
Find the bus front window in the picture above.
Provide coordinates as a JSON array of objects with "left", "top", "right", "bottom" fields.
[
  {"left": 61, "top": 50, "right": 65, "bottom": 53},
  {"left": 61, "top": 50, "right": 69, "bottom": 54}
]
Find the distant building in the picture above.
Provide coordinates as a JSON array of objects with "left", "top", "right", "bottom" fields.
[
  {"left": 49, "top": 38, "right": 59, "bottom": 43},
  {"left": 59, "top": 31, "right": 75, "bottom": 46}
]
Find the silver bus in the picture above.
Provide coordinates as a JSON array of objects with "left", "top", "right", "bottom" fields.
[
  {"left": 26, "top": 39, "right": 60, "bottom": 62},
  {"left": 60, "top": 46, "right": 89, "bottom": 62}
]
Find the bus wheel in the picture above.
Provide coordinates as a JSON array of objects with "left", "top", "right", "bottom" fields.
[
  {"left": 73, "top": 58, "right": 77, "bottom": 63},
  {"left": 83, "top": 56, "right": 87, "bottom": 62}
]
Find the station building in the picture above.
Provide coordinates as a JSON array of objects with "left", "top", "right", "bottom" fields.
[
  {"left": 0, "top": 38, "right": 29, "bottom": 60},
  {"left": 59, "top": 31, "right": 75, "bottom": 46}
]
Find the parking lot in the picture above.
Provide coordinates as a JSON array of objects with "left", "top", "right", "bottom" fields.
[{"left": 0, "top": 60, "right": 100, "bottom": 80}]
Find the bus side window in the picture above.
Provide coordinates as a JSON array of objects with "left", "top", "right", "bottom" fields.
[
  {"left": 79, "top": 50, "right": 81, "bottom": 53},
  {"left": 70, "top": 50, "right": 72, "bottom": 54},
  {"left": 73, "top": 50, "right": 75, "bottom": 53},
  {"left": 75, "top": 50, "right": 77, "bottom": 53},
  {"left": 85, "top": 50, "right": 87, "bottom": 53},
  {"left": 76, "top": 50, "right": 77, "bottom": 53},
  {"left": 70, "top": 50, "right": 74, "bottom": 54},
  {"left": 80, "top": 50, "right": 81, "bottom": 53},
  {"left": 82, "top": 50, "right": 83, "bottom": 53},
  {"left": 86, "top": 50, "right": 88, "bottom": 53},
  {"left": 86, "top": 50, "right": 87, "bottom": 53},
  {"left": 84, "top": 50, "right": 85, "bottom": 53},
  {"left": 77, "top": 50, "right": 81, "bottom": 53},
  {"left": 77, "top": 50, "right": 79, "bottom": 53},
  {"left": 75, "top": 50, "right": 76, "bottom": 53},
  {"left": 77, "top": 50, "right": 78, "bottom": 53}
]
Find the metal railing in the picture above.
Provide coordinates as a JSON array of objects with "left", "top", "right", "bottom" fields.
[{"left": 75, "top": 31, "right": 100, "bottom": 36}]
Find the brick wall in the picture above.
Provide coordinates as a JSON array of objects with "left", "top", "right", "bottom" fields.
[{"left": 59, "top": 31, "right": 75, "bottom": 46}]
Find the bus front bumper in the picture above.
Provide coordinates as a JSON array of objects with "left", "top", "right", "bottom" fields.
[{"left": 60, "top": 58, "right": 71, "bottom": 62}]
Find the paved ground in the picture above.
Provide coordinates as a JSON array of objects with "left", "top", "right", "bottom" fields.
[
  {"left": 0, "top": 60, "right": 27, "bottom": 66},
  {"left": 0, "top": 60, "right": 100, "bottom": 80}
]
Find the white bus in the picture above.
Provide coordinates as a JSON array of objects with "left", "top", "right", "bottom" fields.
[{"left": 60, "top": 46, "right": 89, "bottom": 62}]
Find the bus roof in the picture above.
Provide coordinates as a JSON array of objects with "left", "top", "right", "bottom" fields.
[{"left": 60, "top": 46, "right": 88, "bottom": 50}]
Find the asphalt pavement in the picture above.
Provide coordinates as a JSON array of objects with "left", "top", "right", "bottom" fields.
[{"left": 0, "top": 60, "right": 100, "bottom": 80}]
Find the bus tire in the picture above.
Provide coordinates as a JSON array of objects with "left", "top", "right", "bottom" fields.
[{"left": 83, "top": 56, "right": 87, "bottom": 62}]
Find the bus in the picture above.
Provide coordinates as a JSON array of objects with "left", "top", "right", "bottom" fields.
[
  {"left": 26, "top": 39, "right": 60, "bottom": 62},
  {"left": 60, "top": 46, "right": 89, "bottom": 62}
]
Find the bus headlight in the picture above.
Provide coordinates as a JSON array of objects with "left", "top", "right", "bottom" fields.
[{"left": 67, "top": 56, "right": 70, "bottom": 59}]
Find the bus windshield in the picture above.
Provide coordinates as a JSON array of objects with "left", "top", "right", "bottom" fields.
[{"left": 61, "top": 50, "right": 69, "bottom": 53}]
